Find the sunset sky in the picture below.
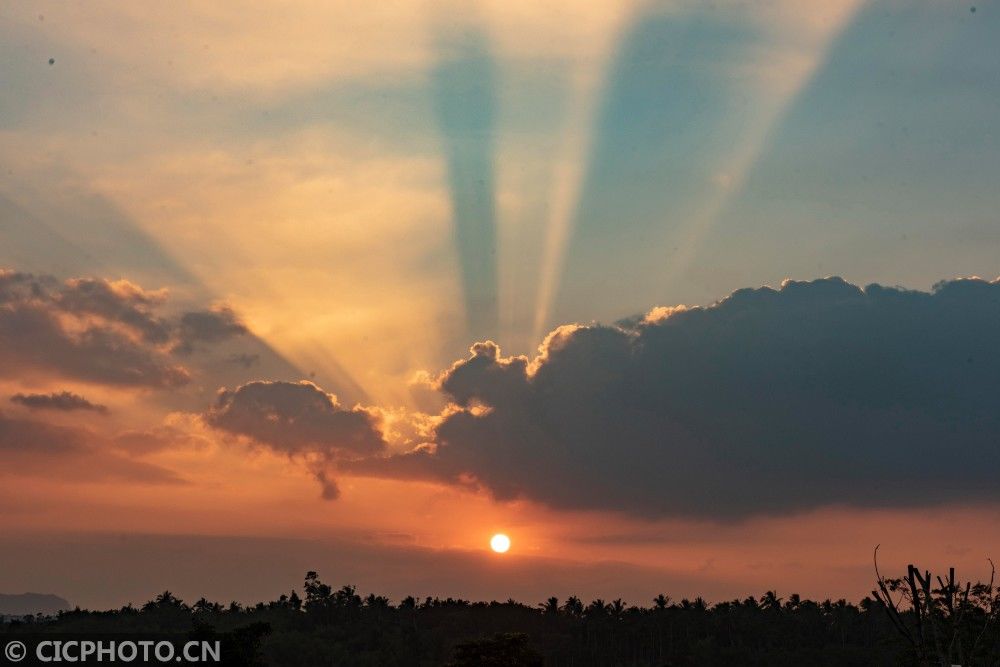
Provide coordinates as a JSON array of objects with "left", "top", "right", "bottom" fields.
[{"left": 3, "top": 0, "right": 1000, "bottom": 610}]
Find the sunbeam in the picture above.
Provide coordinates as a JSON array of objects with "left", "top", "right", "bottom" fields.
[
  {"left": 542, "top": 4, "right": 759, "bottom": 330},
  {"left": 531, "top": 1, "right": 867, "bottom": 336},
  {"left": 656, "top": 0, "right": 865, "bottom": 289},
  {"left": 530, "top": 5, "right": 633, "bottom": 347},
  {"left": 432, "top": 23, "right": 500, "bottom": 341}
]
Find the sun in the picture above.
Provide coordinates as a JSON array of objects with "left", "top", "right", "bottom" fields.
[{"left": 490, "top": 533, "right": 511, "bottom": 553}]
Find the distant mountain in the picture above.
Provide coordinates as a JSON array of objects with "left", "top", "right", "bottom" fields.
[{"left": 0, "top": 593, "right": 70, "bottom": 617}]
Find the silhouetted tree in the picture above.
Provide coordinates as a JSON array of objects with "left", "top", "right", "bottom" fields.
[
  {"left": 563, "top": 596, "right": 583, "bottom": 617},
  {"left": 538, "top": 597, "right": 559, "bottom": 615},
  {"left": 872, "top": 545, "right": 1000, "bottom": 666},
  {"left": 447, "top": 633, "right": 543, "bottom": 667}
]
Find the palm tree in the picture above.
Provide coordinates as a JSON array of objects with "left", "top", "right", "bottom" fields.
[
  {"left": 538, "top": 597, "right": 560, "bottom": 615},
  {"left": 563, "top": 596, "right": 584, "bottom": 617},
  {"left": 585, "top": 599, "right": 609, "bottom": 618},
  {"left": 192, "top": 597, "right": 222, "bottom": 614},
  {"left": 760, "top": 591, "right": 783, "bottom": 611},
  {"left": 142, "top": 591, "right": 187, "bottom": 612},
  {"left": 334, "top": 585, "right": 361, "bottom": 609}
]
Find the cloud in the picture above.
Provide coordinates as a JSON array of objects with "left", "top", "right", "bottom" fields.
[
  {"left": 0, "top": 411, "right": 184, "bottom": 485},
  {"left": 204, "top": 381, "right": 387, "bottom": 488},
  {"left": 10, "top": 391, "right": 109, "bottom": 414},
  {"left": 55, "top": 277, "right": 171, "bottom": 343},
  {"left": 0, "top": 269, "right": 254, "bottom": 388},
  {"left": 174, "top": 306, "right": 249, "bottom": 355},
  {"left": 0, "top": 410, "right": 86, "bottom": 455},
  {"left": 113, "top": 418, "right": 213, "bottom": 455},
  {"left": 226, "top": 353, "right": 259, "bottom": 368},
  {"left": 349, "top": 276, "right": 1000, "bottom": 519},
  {"left": 0, "top": 270, "right": 188, "bottom": 387}
]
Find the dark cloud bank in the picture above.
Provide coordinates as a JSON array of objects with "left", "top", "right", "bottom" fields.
[{"left": 331, "top": 276, "right": 1000, "bottom": 520}]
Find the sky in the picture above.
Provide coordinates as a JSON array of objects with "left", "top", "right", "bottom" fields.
[{"left": 2, "top": 0, "right": 1000, "bottom": 610}]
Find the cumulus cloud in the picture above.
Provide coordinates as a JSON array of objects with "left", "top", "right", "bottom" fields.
[
  {"left": 55, "top": 277, "right": 171, "bottom": 343},
  {"left": 10, "top": 391, "right": 109, "bottom": 414},
  {"left": 0, "top": 269, "right": 251, "bottom": 388},
  {"left": 204, "top": 381, "right": 386, "bottom": 497},
  {"left": 347, "top": 276, "right": 1000, "bottom": 519}
]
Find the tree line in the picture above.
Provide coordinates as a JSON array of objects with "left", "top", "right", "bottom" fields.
[{"left": 2, "top": 560, "right": 998, "bottom": 666}]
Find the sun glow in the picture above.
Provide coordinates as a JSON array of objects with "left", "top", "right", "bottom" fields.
[{"left": 490, "top": 533, "right": 511, "bottom": 553}]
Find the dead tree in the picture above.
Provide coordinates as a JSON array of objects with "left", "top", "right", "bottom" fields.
[{"left": 872, "top": 545, "right": 999, "bottom": 666}]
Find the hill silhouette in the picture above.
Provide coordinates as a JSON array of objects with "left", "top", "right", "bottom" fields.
[{"left": 0, "top": 592, "right": 70, "bottom": 617}]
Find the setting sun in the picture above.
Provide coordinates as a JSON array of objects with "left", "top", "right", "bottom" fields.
[{"left": 490, "top": 533, "right": 511, "bottom": 554}]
